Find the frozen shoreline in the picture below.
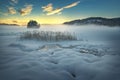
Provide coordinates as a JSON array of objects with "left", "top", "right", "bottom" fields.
[{"left": 0, "top": 25, "right": 120, "bottom": 80}]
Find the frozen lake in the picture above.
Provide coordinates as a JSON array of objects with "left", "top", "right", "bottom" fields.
[{"left": 0, "top": 25, "right": 120, "bottom": 80}]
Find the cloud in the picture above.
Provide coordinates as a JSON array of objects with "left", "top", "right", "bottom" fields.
[
  {"left": 42, "top": 3, "right": 53, "bottom": 12},
  {"left": 11, "top": 0, "right": 18, "bottom": 4},
  {"left": 8, "top": 7, "right": 16, "bottom": 14},
  {"left": 10, "top": 0, "right": 18, "bottom": 5},
  {"left": 12, "top": 20, "right": 18, "bottom": 23},
  {"left": 64, "top": 1, "right": 80, "bottom": 8},
  {"left": 42, "top": 1, "right": 80, "bottom": 16},
  {"left": 46, "top": 8, "right": 63, "bottom": 15},
  {"left": 19, "top": 5, "right": 33, "bottom": 16}
]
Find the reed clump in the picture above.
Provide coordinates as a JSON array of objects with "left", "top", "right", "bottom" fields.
[{"left": 20, "top": 31, "right": 77, "bottom": 41}]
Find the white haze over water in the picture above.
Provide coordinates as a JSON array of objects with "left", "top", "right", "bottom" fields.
[{"left": 0, "top": 25, "right": 120, "bottom": 80}]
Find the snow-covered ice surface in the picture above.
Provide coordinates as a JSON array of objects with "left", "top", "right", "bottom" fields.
[{"left": 0, "top": 25, "right": 120, "bottom": 80}]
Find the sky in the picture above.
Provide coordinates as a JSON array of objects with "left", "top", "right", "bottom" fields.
[{"left": 0, "top": 0, "right": 120, "bottom": 25}]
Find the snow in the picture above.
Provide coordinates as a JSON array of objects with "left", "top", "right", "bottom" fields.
[{"left": 0, "top": 25, "right": 120, "bottom": 80}]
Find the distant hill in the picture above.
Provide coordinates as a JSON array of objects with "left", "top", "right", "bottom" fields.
[
  {"left": 0, "top": 23, "right": 19, "bottom": 26},
  {"left": 63, "top": 17, "right": 120, "bottom": 26}
]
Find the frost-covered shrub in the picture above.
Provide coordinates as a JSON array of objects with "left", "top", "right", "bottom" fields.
[{"left": 20, "top": 31, "right": 77, "bottom": 41}]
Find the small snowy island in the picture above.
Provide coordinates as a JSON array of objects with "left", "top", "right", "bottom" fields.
[{"left": 27, "top": 20, "right": 40, "bottom": 28}]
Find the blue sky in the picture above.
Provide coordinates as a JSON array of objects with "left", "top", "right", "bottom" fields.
[{"left": 0, "top": 0, "right": 120, "bottom": 24}]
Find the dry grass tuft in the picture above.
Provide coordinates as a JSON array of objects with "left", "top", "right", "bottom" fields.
[{"left": 20, "top": 31, "right": 77, "bottom": 41}]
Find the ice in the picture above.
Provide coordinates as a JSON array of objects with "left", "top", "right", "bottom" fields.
[{"left": 0, "top": 25, "right": 120, "bottom": 80}]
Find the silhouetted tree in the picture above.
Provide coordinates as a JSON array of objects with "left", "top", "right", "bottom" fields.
[{"left": 27, "top": 20, "right": 40, "bottom": 28}]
